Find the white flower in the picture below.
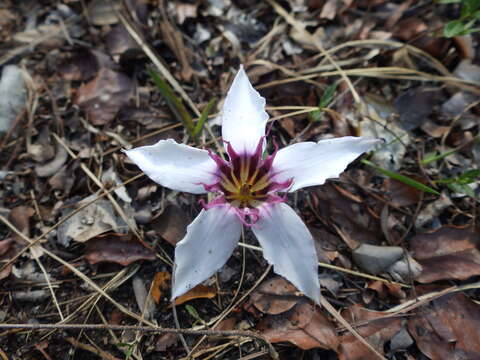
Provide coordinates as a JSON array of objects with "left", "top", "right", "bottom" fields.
[{"left": 125, "top": 66, "right": 380, "bottom": 303}]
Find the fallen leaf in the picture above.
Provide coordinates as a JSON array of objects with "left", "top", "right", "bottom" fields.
[
  {"left": 151, "top": 271, "right": 171, "bottom": 304},
  {"left": 338, "top": 305, "right": 403, "bottom": 360},
  {"left": 410, "top": 226, "right": 480, "bottom": 283},
  {"left": 0, "top": 65, "right": 26, "bottom": 134},
  {"left": 387, "top": 177, "right": 423, "bottom": 207},
  {"left": 75, "top": 68, "right": 133, "bottom": 125},
  {"left": 408, "top": 293, "right": 480, "bottom": 360},
  {"left": 250, "top": 276, "right": 299, "bottom": 315},
  {"left": 152, "top": 203, "right": 190, "bottom": 246},
  {"left": 105, "top": 24, "right": 140, "bottom": 57},
  {"left": 257, "top": 301, "right": 339, "bottom": 351},
  {"left": 84, "top": 233, "right": 155, "bottom": 266},
  {"left": 314, "top": 183, "right": 382, "bottom": 247},
  {"left": 58, "top": 49, "right": 117, "bottom": 81},
  {"left": 57, "top": 195, "right": 129, "bottom": 246},
  {"left": 174, "top": 284, "right": 217, "bottom": 306},
  {"left": 35, "top": 143, "right": 68, "bottom": 178},
  {"left": 394, "top": 86, "right": 441, "bottom": 131}
]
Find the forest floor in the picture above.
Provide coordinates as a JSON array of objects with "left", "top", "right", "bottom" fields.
[{"left": 0, "top": 0, "right": 480, "bottom": 359}]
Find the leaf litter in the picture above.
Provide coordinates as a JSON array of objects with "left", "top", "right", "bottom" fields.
[{"left": 1, "top": 0, "right": 480, "bottom": 359}]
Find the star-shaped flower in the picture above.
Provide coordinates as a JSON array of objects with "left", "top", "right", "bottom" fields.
[{"left": 125, "top": 66, "right": 380, "bottom": 303}]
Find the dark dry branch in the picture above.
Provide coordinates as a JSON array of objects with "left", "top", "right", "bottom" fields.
[{"left": 0, "top": 323, "right": 279, "bottom": 359}]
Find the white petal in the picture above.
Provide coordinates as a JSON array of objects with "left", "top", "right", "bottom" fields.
[
  {"left": 124, "top": 139, "right": 218, "bottom": 194},
  {"left": 252, "top": 203, "right": 320, "bottom": 303},
  {"left": 272, "top": 137, "right": 381, "bottom": 192},
  {"left": 221, "top": 66, "right": 269, "bottom": 154},
  {"left": 172, "top": 205, "right": 242, "bottom": 299}
]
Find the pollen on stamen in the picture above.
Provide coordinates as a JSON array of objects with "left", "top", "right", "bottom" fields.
[{"left": 203, "top": 137, "right": 292, "bottom": 217}]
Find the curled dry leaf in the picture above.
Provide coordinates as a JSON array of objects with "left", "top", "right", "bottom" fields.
[
  {"left": 257, "top": 301, "right": 339, "bottom": 351},
  {"left": 75, "top": 68, "right": 133, "bottom": 125},
  {"left": 84, "top": 233, "right": 155, "bottom": 266},
  {"left": 35, "top": 143, "right": 68, "bottom": 178},
  {"left": 151, "top": 271, "right": 171, "bottom": 304},
  {"left": 338, "top": 305, "right": 403, "bottom": 360},
  {"left": 250, "top": 276, "right": 299, "bottom": 315},
  {"left": 408, "top": 293, "right": 480, "bottom": 360},
  {"left": 174, "top": 284, "right": 217, "bottom": 306},
  {"left": 410, "top": 226, "right": 480, "bottom": 283}
]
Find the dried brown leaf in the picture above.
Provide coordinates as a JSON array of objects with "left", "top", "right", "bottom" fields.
[
  {"left": 410, "top": 226, "right": 480, "bottom": 282},
  {"left": 152, "top": 204, "right": 190, "bottom": 246},
  {"left": 408, "top": 293, "right": 480, "bottom": 360},
  {"left": 387, "top": 177, "right": 423, "bottom": 207},
  {"left": 250, "top": 276, "right": 299, "bottom": 315},
  {"left": 84, "top": 233, "right": 155, "bottom": 266},
  {"left": 339, "top": 305, "right": 403, "bottom": 360},
  {"left": 257, "top": 301, "right": 339, "bottom": 351},
  {"left": 75, "top": 68, "right": 133, "bottom": 125}
]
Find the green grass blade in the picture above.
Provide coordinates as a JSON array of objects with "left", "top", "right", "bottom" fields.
[
  {"left": 421, "top": 148, "right": 458, "bottom": 165},
  {"left": 362, "top": 159, "right": 440, "bottom": 195},
  {"left": 148, "top": 69, "right": 195, "bottom": 135},
  {"left": 193, "top": 97, "right": 216, "bottom": 141}
]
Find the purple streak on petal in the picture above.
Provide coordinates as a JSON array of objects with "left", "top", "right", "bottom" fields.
[
  {"left": 266, "top": 178, "right": 293, "bottom": 193},
  {"left": 199, "top": 196, "right": 228, "bottom": 210}
]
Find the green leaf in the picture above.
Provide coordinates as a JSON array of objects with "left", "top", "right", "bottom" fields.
[
  {"left": 437, "top": 0, "right": 462, "bottom": 3},
  {"left": 185, "top": 304, "right": 202, "bottom": 323},
  {"left": 148, "top": 69, "right": 196, "bottom": 138},
  {"left": 318, "top": 83, "right": 337, "bottom": 109},
  {"left": 362, "top": 159, "right": 440, "bottom": 195},
  {"left": 309, "top": 83, "right": 337, "bottom": 122},
  {"left": 444, "top": 20, "right": 467, "bottom": 37},
  {"left": 193, "top": 97, "right": 216, "bottom": 141}
]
